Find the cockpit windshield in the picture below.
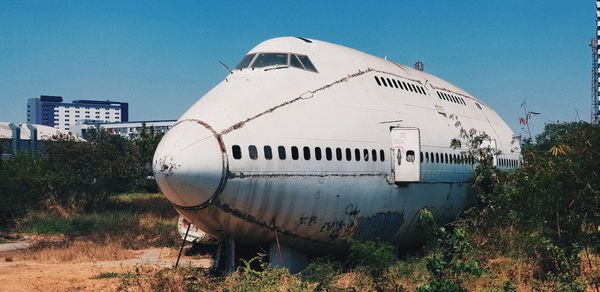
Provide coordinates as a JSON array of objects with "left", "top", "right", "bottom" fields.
[
  {"left": 235, "top": 54, "right": 255, "bottom": 69},
  {"left": 252, "top": 53, "right": 288, "bottom": 68},
  {"left": 234, "top": 52, "right": 318, "bottom": 73}
]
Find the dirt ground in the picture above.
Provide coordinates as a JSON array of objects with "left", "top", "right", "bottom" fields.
[{"left": 0, "top": 245, "right": 211, "bottom": 292}]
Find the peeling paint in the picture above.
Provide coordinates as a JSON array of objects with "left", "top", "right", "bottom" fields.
[
  {"left": 353, "top": 211, "right": 405, "bottom": 241},
  {"left": 155, "top": 156, "right": 179, "bottom": 176}
]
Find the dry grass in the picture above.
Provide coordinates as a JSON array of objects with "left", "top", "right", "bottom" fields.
[{"left": 3, "top": 236, "right": 136, "bottom": 263}]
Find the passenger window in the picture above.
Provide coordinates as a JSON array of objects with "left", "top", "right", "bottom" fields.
[
  {"left": 392, "top": 79, "right": 398, "bottom": 88},
  {"left": 420, "top": 152, "right": 423, "bottom": 163},
  {"left": 336, "top": 148, "right": 343, "bottom": 161},
  {"left": 398, "top": 81, "right": 405, "bottom": 90},
  {"left": 291, "top": 146, "right": 299, "bottom": 160},
  {"left": 315, "top": 147, "right": 322, "bottom": 160},
  {"left": 381, "top": 78, "right": 388, "bottom": 87},
  {"left": 372, "top": 149, "right": 377, "bottom": 161},
  {"left": 278, "top": 146, "right": 286, "bottom": 160},
  {"left": 346, "top": 148, "right": 352, "bottom": 161},
  {"left": 252, "top": 53, "right": 289, "bottom": 68},
  {"left": 290, "top": 54, "right": 303, "bottom": 69},
  {"left": 406, "top": 150, "right": 415, "bottom": 162},
  {"left": 449, "top": 154, "right": 454, "bottom": 164},
  {"left": 435, "top": 153, "right": 439, "bottom": 163},
  {"left": 402, "top": 81, "right": 408, "bottom": 91},
  {"left": 264, "top": 146, "right": 272, "bottom": 160},
  {"left": 410, "top": 84, "right": 416, "bottom": 92},
  {"left": 326, "top": 147, "right": 333, "bottom": 160},
  {"left": 425, "top": 152, "right": 430, "bottom": 163},
  {"left": 386, "top": 78, "right": 393, "bottom": 88},
  {"left": 354, "top": 148, "right": 361, "bottom": 161},
  {"left": 374, "top": 76, "right": 381, "bottom": 86},
  {"left": 380, "top": 149, "right": 385, "bottom": 161},
  {"left": 445, "top": 153, "right": 449, "bottom": 163},
  {"left": 303, "top": 146, "right": 311, "bottom": 160},
  {"left": 249, "top": 145, "right": 258, "bottom": 160},
  {"left": 298, "top": 55, "right": 318, "bottom": 72},
  {"left": 232, "top": 145, "right": 242, "bottom": 159},
  {"left": 235, "top": 54, "right": 256, "bottom": 69},
  {"left": 364, "top": 149, "right": 369, "bottom": 161}
]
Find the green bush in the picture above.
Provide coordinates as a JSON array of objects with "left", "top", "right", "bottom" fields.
[
  {"left": 346, "top": 238, "right": 397, "bottom": 278},
  {"left": 301, "top": 257, "right": 342, "bottom": 291},
  {"left": 0, "top": 127, "right": 164, "bottom": 224}
]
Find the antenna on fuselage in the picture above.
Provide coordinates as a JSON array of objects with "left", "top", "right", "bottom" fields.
[{"left": 218, "top": 60, "right": 233, "bottom": 74}]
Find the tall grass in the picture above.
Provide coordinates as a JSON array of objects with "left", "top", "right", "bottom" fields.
[{"left": 11, "top": 193, "right": 179, "bottom": 251}]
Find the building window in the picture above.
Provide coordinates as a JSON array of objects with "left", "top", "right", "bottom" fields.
[{"left": 248, "top": 145, "right": 258, "bottom": 160}]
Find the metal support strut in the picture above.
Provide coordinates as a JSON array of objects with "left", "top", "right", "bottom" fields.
[{"left": 174, "top": 223, "right": 191, "bottom": 269}]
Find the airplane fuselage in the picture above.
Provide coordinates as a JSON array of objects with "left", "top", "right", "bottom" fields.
[{"left": 153, "top": 37, "right": 520, "bottom": 252}]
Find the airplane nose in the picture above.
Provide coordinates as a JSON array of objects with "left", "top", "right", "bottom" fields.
[{"left": 153, "top": 120, "right": 224, "bottom": 207}]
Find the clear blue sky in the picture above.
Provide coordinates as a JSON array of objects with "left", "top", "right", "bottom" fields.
[{"left": 0, "top": 0, "right": 593, "bottom": 137}]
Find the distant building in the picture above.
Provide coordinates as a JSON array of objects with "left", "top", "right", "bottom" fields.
[
  {"left": 26, "top": 95, "right": 128, "bottom": 132},
  {"left": 71, "top": 119, "right": 176, "bottom": 139},
  {"left": 0, "top": 122, "right": 81, "bottom": 159}
]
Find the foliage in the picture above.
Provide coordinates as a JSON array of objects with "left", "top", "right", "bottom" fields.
[
  {"left": 0, "top": 127, "right": 164, "bottom": 223},
  {"left": 228, "top": 256, "right": 304, "bottom": 292},
  {"left": 462, "top": 122, "right": 600, "bottom": 287},
  {"left": 346, "top": 237, "right": 397, "bottom": 278},
  {"left": 417, "top": 209, "right": 483, "bottom": 292},
  {"left": 301, "top": 257, "right": 342, "bottom": 291}
]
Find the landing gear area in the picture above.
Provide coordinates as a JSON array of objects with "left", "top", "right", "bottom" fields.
[
  {"left": 180, "top": 240, "right": 309, "bottom": 275},
  {"left": 176, "top": 216, "right": 309, "bottom": 274}
]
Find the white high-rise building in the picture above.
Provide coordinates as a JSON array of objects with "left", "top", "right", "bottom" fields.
[{"left": 26, "top": 95, "right": 129, "bottom": 132}]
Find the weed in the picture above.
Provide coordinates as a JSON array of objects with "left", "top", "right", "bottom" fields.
[
  {"left": 92, "top": 272, "right": 129, "bottom": 279},
  {"left": 301, "top": 257, "right": 342, "bottom": 291},
  {"left": 346, "top": 238, "right": 396, "bottom": 278}
]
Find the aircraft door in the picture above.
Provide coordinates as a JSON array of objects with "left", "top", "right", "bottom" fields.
[{"left": 390, "top": 127, "right": 421, "bottom": 182}]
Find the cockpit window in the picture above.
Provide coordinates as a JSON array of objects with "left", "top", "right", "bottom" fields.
[
  {"left": 252, "top": 53, "right": 289, "bottom": 68},
  {"left": 297, "top": 55, "right": 317, "bottom": 72},
  {"left": 235, "top": 52, "right": 318, "bottom": 73},
  {"left": 235, "top": 54, "right": 256, "bottom": 69},
  {"left": 290, "top": 54, "right": 303, "bottom": 69}
]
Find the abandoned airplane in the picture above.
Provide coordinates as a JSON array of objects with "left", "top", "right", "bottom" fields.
[{"left": 153, "top": 37, "right": 521, "bottom": 272}]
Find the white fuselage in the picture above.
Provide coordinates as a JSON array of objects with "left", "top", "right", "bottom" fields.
[{"left": 153, "top": 37, "right": 520, "bottom": 252}]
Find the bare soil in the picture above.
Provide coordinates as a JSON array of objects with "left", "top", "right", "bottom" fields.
[{"left": 0, "top": 241, "right": 211, "bottom": 292}]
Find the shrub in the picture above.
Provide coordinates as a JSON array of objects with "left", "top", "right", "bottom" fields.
[
  {"left": 301, "top": 257, "right": 342, "bottom": 291},
  {"left": 346, "top": 238, "right": 397, "bottom": 278}
]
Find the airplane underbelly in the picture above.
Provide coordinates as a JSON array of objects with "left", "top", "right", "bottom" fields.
[{"left": 176, "top": 173, "right": 470, "bottom": 251}]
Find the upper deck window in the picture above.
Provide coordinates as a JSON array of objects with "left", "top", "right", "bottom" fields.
[
  {"left": 235, "top": 54, "right": 256, "bottom": 69},
  {"left": 252, "top": 53, "right": 289, "bottom": 68}
]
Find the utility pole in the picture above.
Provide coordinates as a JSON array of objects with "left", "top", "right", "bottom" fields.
[{"left": 590, "top": 0, "right": 600, "bottom": 124}]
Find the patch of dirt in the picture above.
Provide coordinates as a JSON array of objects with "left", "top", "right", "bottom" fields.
[{"left": 0, "top": 246, "right": 211, "bottom": 291}]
